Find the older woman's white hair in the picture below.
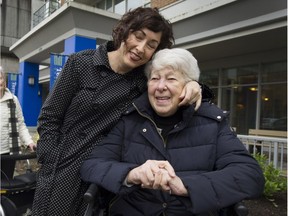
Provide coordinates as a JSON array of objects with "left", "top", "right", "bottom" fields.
[{"left": 145, "top": 48, "right": 200, "bottom": 82}]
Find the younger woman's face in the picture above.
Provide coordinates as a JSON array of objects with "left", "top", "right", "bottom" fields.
[{"left": 119, "top": 28, "right": 162, "bottom": 70}]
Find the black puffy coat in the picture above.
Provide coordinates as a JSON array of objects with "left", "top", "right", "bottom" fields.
[{"left": 81, "top": 92, "right": 265, "bottom": 216}]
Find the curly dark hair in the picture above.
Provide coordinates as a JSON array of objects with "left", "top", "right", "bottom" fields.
[{"left": 112, "top": 7, "right": 174, "bottom": 52}]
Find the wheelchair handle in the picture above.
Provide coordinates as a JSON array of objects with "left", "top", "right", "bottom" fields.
[
  {"left": 1, "top": 152, "right": 37, "bottom": 161},
  {"left": 84, "top": 183, "right": 99, "bottom": 203},
  {"left": 234, "top": 201, "right": 249, "bottom": 216}
]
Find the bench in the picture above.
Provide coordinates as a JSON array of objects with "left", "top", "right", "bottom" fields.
[{"left": 248, "top": 129, "right": 287, "bottom": 138}]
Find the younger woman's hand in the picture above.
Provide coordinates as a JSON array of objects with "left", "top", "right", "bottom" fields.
[{"left": 179, "top": 81, "right": 202, "bottom": 110}]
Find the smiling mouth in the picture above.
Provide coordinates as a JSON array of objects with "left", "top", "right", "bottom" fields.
[
  {"left": 155, "top": 96, "right": 171, "bottom": 104},
  {"left": 129, "top": 51, "right": 141, "bottom": 61},
  {"left": 156, "top": 96, "right": 170, "bottom": 100}
]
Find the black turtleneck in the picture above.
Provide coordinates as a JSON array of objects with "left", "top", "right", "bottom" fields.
[{"left": 153, "top": 107, "right": 184, "bottom": 139}]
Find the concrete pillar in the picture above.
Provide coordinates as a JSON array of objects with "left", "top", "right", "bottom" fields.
[{"left": 18, "top": 62, "right": 42, "bottom": 126}]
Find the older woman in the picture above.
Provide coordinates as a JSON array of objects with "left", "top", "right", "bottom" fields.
[
  {"left": 81, "top": 48, "right": 264, "bottom": 216},
  {"left": 0, "top": 67, "right": 35, "bottom": 178}
]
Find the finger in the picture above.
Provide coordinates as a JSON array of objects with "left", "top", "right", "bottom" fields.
[
  {"left": 178, "top": 88, "right": 186, "bottom": 100},
  {"left": 194, "top": 94, "right": 202, "bottom": 110},
  {"left": 159, "top": 171, "right": 171, "bottom": 191},
  {"left": 158, "top": 161, "right": 175, "bottom": 177},
  {"left": 178, "top": 90, "right": 190, "bottom": 107},
  {"left": 29, "top": 144, "right": 36, "bottom": 151},
  {"left": 140, "top": 173, "right": 153, "bottom": 188},
  {"left": 150, "top": 162, "right": 161, "bottom": 175},
  {"left": 141, "top": 183, "right": 151, "bottom": 189},
  {"left": 141, "top": 168, "right": 155, "bottom": 186},
  {"left": 152, "top": 171, "right": 162, "bottom": 189},
  {"left": 134, "top": 165, "right": 153, "bottom": 186}
]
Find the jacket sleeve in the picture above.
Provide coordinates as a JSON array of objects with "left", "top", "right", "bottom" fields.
[
  {"left": 14, "top": 95, "right": 33, "bottom": 146},
  {"left": 36, "top": 54, "right": 79, "bottom": 163},
  {"left": 80, "top": 119, "right": 139, "bottom": 195},
  {"left": 180, "top": 118, "right": 265, "bottom": 214}
]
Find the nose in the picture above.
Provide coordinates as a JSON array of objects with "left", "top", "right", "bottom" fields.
[
  {"left": 136, "top": 41, "right": 145, "bottom": 53},
  {"left": 156, "top": 79, "right": 167, "bottom": 91}
]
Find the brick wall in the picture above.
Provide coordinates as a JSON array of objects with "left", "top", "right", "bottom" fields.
[{"left": 151, "top": 0, "right": 178, "bottom": 9}]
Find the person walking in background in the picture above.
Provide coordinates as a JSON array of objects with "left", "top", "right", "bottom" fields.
[
  {"left": 32, "top": 7, "right": 214, "bottom": 216},
  {"left": 81, "top": 48, "right": 265, "bottom": 216},
  {"left": 0, "top": 67, "right": 36, "bottom": 180}
]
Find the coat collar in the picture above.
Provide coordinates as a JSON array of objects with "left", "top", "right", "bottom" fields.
[{"left": 0, "top": 88, "right": 14, "bottom": 102}]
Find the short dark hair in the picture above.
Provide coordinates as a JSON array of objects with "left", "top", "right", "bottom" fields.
[{"left": 112, "top": 7, "right": 174, "bottom": 52}]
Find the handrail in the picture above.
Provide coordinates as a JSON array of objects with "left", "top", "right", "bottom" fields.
[
  {"left": 237, "top": 134, "right": 287, "bottom": 172},
  {"left": 33, "top": 0, "right": 61, "bottom": 27},
  {"left": 238, "top": 135, "right": 287, "bottom": 142}
]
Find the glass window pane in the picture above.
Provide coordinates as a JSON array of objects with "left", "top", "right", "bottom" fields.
[
  {"left": 222, "top": 66, "right": 258, "bottom": 85},
  {"left": 262, "top": 61, "right": 287, "bottom": 83},
  {"left": 127, "top": 0, "right": 143, "bottom": 10},
  {"left": 210, "top": 87, "right": 218, "bottom": 105},
  {"left": 200, "top": 69, "right": 219, "bottom": 87},
  {"left": 115, "top": 0, "right": 125, "bottom": 14},
  {"left": 107, "top": 0, "right": 113, "bottom": 12},
  {"left": 96, "top": 0, "right": 106, "bottom": 10},
  {"left": 221, "top": 86, "right": 257, "bottom": 134},
  {"left": 260, "top": 83, "right": 287, "bottom": 131}
]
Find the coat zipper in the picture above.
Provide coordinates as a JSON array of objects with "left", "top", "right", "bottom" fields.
[{"left": 132, "top": 103, "right": 167, "bottom": 147}]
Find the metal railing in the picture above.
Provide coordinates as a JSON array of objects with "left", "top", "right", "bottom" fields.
[
  {"left": 238, "top": 134, "right": 287, "bottom": 172},
  {"left": 33, "top": 0, "right": 61, "bottom": 27}
]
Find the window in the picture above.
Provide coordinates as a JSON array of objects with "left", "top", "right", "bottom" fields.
[
  {"left": 262, "top": 61, "right": 287, "bottom": 83},
  {"left": 199, "top": 69, "right": 219, "bottom": 87},
  {"left": 260, "top": 62, "right": 287, "bottom": 131},
  {"left": 115, "top": 0, "right": 125, "bottom": 14},
  {"left": 222, "top": 66, "right": 258, "bottom": 86},
  {"left": 221, "top": 85, "right": 257, "bottom": 134},
  {"left": 200, "top": 62, "right": 287, "bottom": 134},
  {"left": 127, "top": 0, "right": 143, "bottom": 10},
  {"left": 96, "top": 0, "right": 144, "bottom": 14}
]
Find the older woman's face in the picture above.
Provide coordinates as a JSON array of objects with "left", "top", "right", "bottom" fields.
[{"left": 147, "top": 67, "right": 186, "bottom": 117}]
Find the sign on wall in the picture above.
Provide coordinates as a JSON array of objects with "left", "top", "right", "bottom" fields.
[
  {"left": 50, "top": 53, "right": 69, "bottom": 89},
  {"left": 7, "top": 73, "right": 18, "bottom": 96}
]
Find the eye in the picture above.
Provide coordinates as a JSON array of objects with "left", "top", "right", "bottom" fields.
[
  {"left": 150, "top": 75, "right": 159, "bottom": 81},
  {"left": 168, "top": 77, "right": 177, "bottom": 81},
  {"left": 133, "top": 31, "right": 144, "bottom": 40},
  {"left": 147, "top": 42, "right": 157, "bottom": 50}
]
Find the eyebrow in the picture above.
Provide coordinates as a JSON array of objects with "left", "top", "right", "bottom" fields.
[{"left": 137, "top": 29, "right": 160, "bottom": 45}]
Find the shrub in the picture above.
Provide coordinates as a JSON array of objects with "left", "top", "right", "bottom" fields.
[{"left": 253, "top": 153, "right": 287, "bottom": 198}]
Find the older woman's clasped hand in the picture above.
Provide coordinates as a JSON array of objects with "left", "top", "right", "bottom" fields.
[{"left": 126, "top": 160, "right": 188, "bottom": 196}]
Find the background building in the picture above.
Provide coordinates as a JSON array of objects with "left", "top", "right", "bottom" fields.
[{"left": 1, "top": 0, "right": 287, "bottom": 135}]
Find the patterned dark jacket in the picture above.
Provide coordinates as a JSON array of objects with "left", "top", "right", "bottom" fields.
[
  {"left": 32, "top": 42, "right": 147, "bottom": 216},
  {"left": 81, "top": 92, "right": 265, "bottom": 216}
]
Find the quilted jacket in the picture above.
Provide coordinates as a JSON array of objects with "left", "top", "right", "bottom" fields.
[
  {"left": 81, "top": 92, "right": 265, "bottom": 216},
  {"left": 0, "top": 88, "right": 33, "bottom": 154}
]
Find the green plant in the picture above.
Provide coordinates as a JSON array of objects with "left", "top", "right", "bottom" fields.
[{"left": 253, "top": 153, "right": 287, "bottom": 198}]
